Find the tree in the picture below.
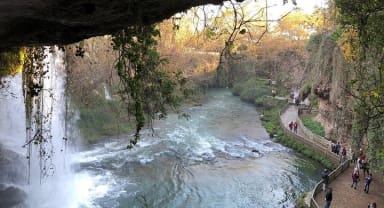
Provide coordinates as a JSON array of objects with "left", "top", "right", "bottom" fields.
[
  {"left": 195, "top": 0, "right": 298, "bottom": 87},
  {"left": 275, "top": 10, "right": 312, "bottom": 41},
  {"left": 335, "top": 0, "right": 384, "bottom": 171},
  {"left": 196, "top": 0, "right": 275, "bottom": 86}
]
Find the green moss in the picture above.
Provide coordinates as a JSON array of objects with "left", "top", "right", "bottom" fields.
[
  {"left": 308, "top": 94, "right": 318, "bottom": 108},
  {"left": 0, "top": 47, "right": 25, "bottom": 78},
  {"left": 306, "top": 34, "right": 322, "bottom": 50},
  {"left": 232, "top": 77, "right": 287, "bottom": 103},
  {"left": 255, "top": 96, "right": 286, "bottom": 110},
  {"left": 330, "top": 26, "right": 343, "bottom": 41},
  {"left": 76, "top": 92, "right": 134, "bottom": 144},
  {"left": 275, "top": 134, "right": 334, "bottom": 169}
]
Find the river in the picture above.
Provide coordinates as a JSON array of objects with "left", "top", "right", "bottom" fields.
[{"left": 68, "top": 89, "right": 321, "bottom": 208}]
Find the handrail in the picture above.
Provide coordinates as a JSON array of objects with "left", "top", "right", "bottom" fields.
[
  {"left": 279, "top": 104, "right": 339, "bottom": 164},
  {"left": 310, "top": 160, "right": 351, "bottom": 208}
]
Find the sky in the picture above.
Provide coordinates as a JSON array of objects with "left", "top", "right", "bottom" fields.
[
  {"left": 175, "top": 0, "right": 328, "bottom": 32},
  {"left": 268, "top": 0, "right": 328, "bottom": 16}
]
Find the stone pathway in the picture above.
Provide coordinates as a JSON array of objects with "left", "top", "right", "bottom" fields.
[{"left": 280, "top": 104, "right": 384, "bottom": 208}]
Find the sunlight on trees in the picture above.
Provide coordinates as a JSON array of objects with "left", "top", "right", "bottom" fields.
[
  {"left": 274, "top": 10, "right": 312, "bottom": 41},
  {"left": 156, "top": 0, "right": 327, "bottom": 87}
]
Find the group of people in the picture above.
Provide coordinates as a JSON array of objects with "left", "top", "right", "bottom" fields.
[
  {"left": 354, "top": 148, "right": 370, "bottom": 176},
  {"left": 330, "top": 142, "right": 347, "bottom": 163},
  {"left": 320, "top": 147, "right": 376, "bottom": 208},
  {"left": 330, "top": 142, "right": 341, "bottom": 154},
  {"left": 351, "top": 149, "right": 373, "bottom": 192},
  {"left": 288, "top": 121, "right": 298, "bottom": 133}
]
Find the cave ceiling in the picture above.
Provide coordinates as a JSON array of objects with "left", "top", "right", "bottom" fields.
[{"left": 0, "top": 0, "right": 237, "bottom": 48}]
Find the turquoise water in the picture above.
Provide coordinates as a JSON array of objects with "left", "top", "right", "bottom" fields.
[{"left": 71, "top": 89, "right": 321, "bottom": 208}]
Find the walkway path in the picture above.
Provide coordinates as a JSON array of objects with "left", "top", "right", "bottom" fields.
[
  {"left": 280, "top": 104, "right": 384, "bottom": 207},
  {"left": 315, "top": 165, "right": 384, "bottom": 207},
  {"left": 280, "top": 104, "right": 305, "bottom": 136}
]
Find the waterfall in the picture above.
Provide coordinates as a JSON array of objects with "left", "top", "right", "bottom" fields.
[
  {"left": 23, "top": 46, "right": 71, "bottom": 207},
  {"left": 0, "top": 46, "right": 89, "bottom": 208},
  {"left": 103, "top": 83, "right": 112, "bottom": 100},
  {"left": 0, "top": 73, "right": 28, "bottom": 208}
]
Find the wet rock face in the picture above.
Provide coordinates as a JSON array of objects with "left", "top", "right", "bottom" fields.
[
  {"left": 0, "top": 144, "right": 27, "bottom": 207},
  {"left": 0, "top": 144, "right": 27, "bottom": 185},
  {"left": 0, "top": 0, "right": 226, "bottom": 47},
  {"left": 0, "top": 184, "right": 27, "bottom": 208}
]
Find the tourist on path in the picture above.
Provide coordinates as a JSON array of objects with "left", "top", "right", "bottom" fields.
[
  {"left": 324, "top": 188, "right": 332, "bottom": 208},
  {"left": 288, "top": 121, "right": 293, "bottom": 131},
  {"left": 321, "top": 168, "right": 329, "bottom": 192},
  {"left": 335, "top": 142, "right": 340, "bottom": 155},
  {"left": 364, "top": 173, "right": 373, "bottom": 193},
  {"left": 293, "top": 121, "right": 298, "bottom": 133},
  {"left": 340, "top": 146, "right": 347, "bottom": 163},
  {"left": 351, "top": 167, "right": 360, "bottom": 189}
]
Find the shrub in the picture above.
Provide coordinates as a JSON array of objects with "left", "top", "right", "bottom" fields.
[
  {"left": 301, "top": 114, "right": 325, "bottom": 137},
  {"left": 295, "top": 192, "right": 309, "bottom": 208},
  {"left": 76, "top": 92, "right": 134, "bottom": 144}
]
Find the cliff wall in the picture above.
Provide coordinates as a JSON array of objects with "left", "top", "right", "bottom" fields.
[{"left": 302, "top": 33, "right": 354, "bottom": 145}]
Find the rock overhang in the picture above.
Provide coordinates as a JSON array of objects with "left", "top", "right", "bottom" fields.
[{"left": 0, "top": 0, "right": 233, "bottom": 47}]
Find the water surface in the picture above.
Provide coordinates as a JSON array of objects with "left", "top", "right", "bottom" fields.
[{"left": 71, "top": 89, "right": 321, "bottom": 208}]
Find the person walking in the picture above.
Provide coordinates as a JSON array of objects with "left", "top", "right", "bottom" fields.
[
  {"left": 324, "top": 188, "right": 332, "bottom": 208},
  {"left": 351, "top": 168, "right": 359, "bottom": 189},
  {"left": 340, "top": 146, "right": 347, "bottom": 163},
  {"left": 293, "top": 121, "right": 298, "bottom": 134},
  {"left": 351, "top": 149, "right": 357, "bottom": 164},
  {"left": 364, "top": 173, "right": 373, "bottom": 193},
  {"left": 288, "top": 121, "right": 293, "bottom": 131},
  {"left": 321, "top": 168, "right": 329, "bottom": 191}
]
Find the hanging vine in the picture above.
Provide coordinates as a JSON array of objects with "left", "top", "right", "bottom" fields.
[
  {"left": 112, "top": 24, "right": 188, "bottom": 148},
  {"left": 22, "top": 47, "right": 55, "bottom": 183}
]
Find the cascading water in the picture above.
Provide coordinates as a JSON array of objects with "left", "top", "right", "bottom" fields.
[
  {"left": 0, "top": 46, "right": 93, "bottom": 208},
  {"left": 23, "top": 46, "right": 74, "bottom": 208},
  {"left": 103, "top": 83, "right": 112, "bottom": 100},
  {"left": 0, "top": 73, "right": 28, "bottom": 208},
  {"left": 68, "top": 89, "right": 323, "bottom": 208}
]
